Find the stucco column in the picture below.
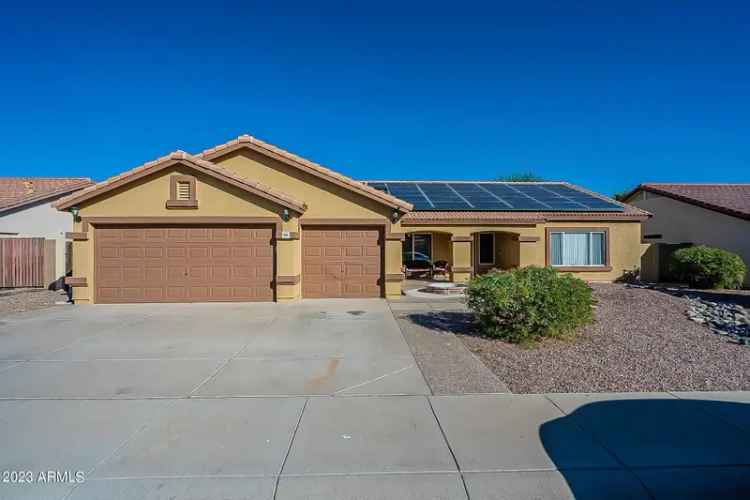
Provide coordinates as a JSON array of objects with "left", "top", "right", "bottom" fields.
[
  {"left": 275, "top": 219, "right": 301, "bottom": 301},
  {"left": 450, "top": 234, "right": 473, "bottom": 283},
  {"left": 518, "top": 235, "right": 543, "bottom": 268},
  {"left": 384, "top": 232, "right": 405, "bottom": 298}
]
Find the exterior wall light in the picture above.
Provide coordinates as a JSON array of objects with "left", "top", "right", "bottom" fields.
[
  {"left": 70, "top": 206, "right": 80, "bottom": 221},
  {"left": 282, "top": 208, "right": 290, "bottom": 222}
]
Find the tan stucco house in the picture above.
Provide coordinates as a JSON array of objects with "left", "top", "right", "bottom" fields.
[
  {"left": 55, "top": 134, "right": 648, "bottom": 304},
  {"left": 624, "top": 183, "right": 750, "bottom": 285}
]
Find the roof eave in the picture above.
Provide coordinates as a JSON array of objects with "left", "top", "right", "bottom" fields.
[
  {"left": 54, "top": 153, "right": 307, "bottom": 214},
  {"left": 198, "top": 136, "right": 414, "bottom": 212},
  {"left": 634, "top": 185, "right": 750, "bottom": 221}
]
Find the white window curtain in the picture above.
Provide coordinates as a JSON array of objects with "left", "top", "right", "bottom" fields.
[
  {"left": 550, "top": 232, "right": 605, "bottom": 267},
  {"left": 563, "top": 233, "right": 590, "bottom": 266}
]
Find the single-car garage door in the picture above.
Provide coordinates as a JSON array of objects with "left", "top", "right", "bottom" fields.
[
  {"left": 95, "top": 225, "right": 274, "bottom": 303},
  {"left": 302, "top": 226, "right": 383, "bottom": 298}
]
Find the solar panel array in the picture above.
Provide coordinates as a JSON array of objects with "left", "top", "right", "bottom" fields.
[{"left": 366, "top": 182, "right": 624, "bottom": 212}]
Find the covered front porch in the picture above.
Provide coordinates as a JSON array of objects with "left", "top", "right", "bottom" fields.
[{"left": 400, "top": 227, "right": 542, "bottom": 284}]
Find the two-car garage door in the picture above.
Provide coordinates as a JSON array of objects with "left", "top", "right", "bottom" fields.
[
  {"left": 94, "top": 224, "right": 383, "bottom": 303},
  {"left": 95, "top": 225, "right": 274, "bottom": 303}
]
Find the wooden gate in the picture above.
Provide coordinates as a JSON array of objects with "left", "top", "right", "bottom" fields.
[{"left": 0, "top": 238, "right": 54, "bottom": 288}]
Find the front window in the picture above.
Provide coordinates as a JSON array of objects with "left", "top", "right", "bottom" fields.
[
  {"left": 478, "top": 233, "right": 495, "bottom": 265},
  {"left": 550, "top": 231, "right": 606, "bottom": 267},
  {"left": 403, "top": 234, "right": 432, "bottom": 262}
]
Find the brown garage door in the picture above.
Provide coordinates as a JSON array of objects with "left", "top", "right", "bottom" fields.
[
  {"left": 95, "top": 225, "right": 274, "bottom": 303},
  {"left": 302, "top": 226, "right": 382, "bottom": 298}
]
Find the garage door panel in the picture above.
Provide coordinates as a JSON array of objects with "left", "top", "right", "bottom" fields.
[
  {"left": 121, "top": 267, "right": 143, "bottom": 283},
  {"left": 188, "top": 266, "right": 209, "bottom": 281},
  {"left": 95, "top": 225, "right": 274, "bottom": 303},
  {"left": 167, "top": 266, "right": 187, "bottom": 281},
  {"left": 346, "top": 247, "right": 363, "bottom": 257},
  {"left": 365, "top": 264, "right": 380, "bottom": 276},
  {"left": 98, "top": 287, "right": 120, "bottom": 300},
  {"left": 167, "top": 286, "right": 187, "bottom": 300},
  {"left": 212, "top": 247, "right": 231, "bottom": 258},
  {"left": 255, "top": 246, "right": 273, "bottom": 258},
  {"left": 145, "top": 228, "right": 166, "bottom": 240},
  {"left": 100, "top": 247, "right": 120, "bottom": 258},
  {"left": 323, "top": 282, "right": 342, "bottom": 296},
  {"left": 144, "top": 288, "right": 164, "bottom": 300},
  {"left": 213, "top": 266, "right": 231, "bottom": 281},
  {"left": 167, "top": 247, "right": 187, "bottom": 258},
  {"left": 189, "top": 247, "right": 209, "bottom": 259},
  {"left": 121, "top": 287, "right": 144, "bottom": 300},
  {"left": 302, "top": 226, "right": 382, "bottom": 298},
  {"left": 145, "top": 247, "right": 163, "bottom": 258},
  {"left": 187, "top": 228, "right": 209, "bottom": 240},
  {"left": 167, "top": 228, "right": 187, "bottom": 240},
  {"left": 345, "top": 263, "right": 364, "bottom": 276},
  {"left": 304, "top": 247, "right": 322, "bottom": 257},
  {"left": 122, "top": 247, "right": 144, "bottom": 259},
  {"left": 99, "top": 267, "right": 123, "bottom": 283}
]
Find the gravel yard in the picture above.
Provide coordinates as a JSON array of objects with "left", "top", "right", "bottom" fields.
[
  {"left": 0, "top": 289, "right": 68, "bottom": 317},
  {"left": 447, "top": 284, "right": 750, "bottom": 393}
]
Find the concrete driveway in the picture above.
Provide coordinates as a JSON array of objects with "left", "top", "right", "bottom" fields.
[
  {"left": 1, "top": 302, "right": 749, "bottom": 499},
  {"left": 0, "top": 300, "right": 428, "bottom": 398}
]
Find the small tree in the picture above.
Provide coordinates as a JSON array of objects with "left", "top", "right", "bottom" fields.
[{"left": 612, "top": 191, "right": 630, "bottom": 201}]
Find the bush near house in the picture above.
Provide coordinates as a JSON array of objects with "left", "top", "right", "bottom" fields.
[
  {"left": 466, "top": 266, "right": 594, "bottom": 343},
  {"left": 671, "top": 245, "right": 747, "bottom": 290}
]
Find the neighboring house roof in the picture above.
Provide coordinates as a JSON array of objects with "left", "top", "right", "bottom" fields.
[
  {"left": 53, "top": 151, "right": 308, "bottom": 213},
  {"left": 198, "top": 134, "right": 414, "bottom": 212},
  {"left": 625, "top": 183, "right": 750, "bottom": 221},
  {"left": 0, "top": 177, "right": 93, "bottom": 215}
]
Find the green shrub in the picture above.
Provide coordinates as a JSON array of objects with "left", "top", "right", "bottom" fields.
[
  {"left": 466, "top": 266, "right": 594, "bottom": 343},
  {"left": 670, "top": 245, "right": 747, "bottom": 289}
]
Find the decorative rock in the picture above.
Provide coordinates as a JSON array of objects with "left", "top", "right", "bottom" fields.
[{"left": 684, "top": 296, "right": 750, "bottom": 346}]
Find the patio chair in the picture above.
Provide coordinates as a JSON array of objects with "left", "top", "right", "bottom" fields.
[
  {"left": 403, "top": 259, "right": 433, "bottom": 279},
  {"left": 432, "top": 260, "right": 450, "bottom": 280}
]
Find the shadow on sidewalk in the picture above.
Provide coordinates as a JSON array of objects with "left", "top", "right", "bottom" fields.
[{"left": 540, "top": 397, "right": 750, "bottom": 499}]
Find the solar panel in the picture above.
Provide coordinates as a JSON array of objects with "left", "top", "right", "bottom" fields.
[{"left": 365, "top": 182, "right": 623, "bottom": 212}]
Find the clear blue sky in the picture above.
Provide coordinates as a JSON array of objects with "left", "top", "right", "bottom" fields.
[{"left": 2, "top": 1, "right": 749, "bottom": 196}]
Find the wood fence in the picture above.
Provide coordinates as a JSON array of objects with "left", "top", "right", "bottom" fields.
[{"left": 0, "top": 238, "right": 56, "bottom": 288}]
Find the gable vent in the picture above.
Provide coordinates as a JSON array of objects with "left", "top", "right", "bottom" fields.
[{"left": 176, "top": 181, "right": 192, "bottom": 200}]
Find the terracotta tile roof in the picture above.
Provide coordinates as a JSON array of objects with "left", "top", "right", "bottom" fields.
[
  {"left": 630, "top": 183, "right": 750, "bottom": 221},
  {"left": 54, "top": 151, "right": 307, "bottom": 213},
  {"left": 198, "top": 134, "right": 413, "bottom": 212},
  {"left": 0, "top": 177, "right": 93, "bottom": 214}
]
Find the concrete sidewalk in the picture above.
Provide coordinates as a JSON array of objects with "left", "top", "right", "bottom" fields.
[{"left": 1, "top": 391, "right": 748, "bottom": 499}]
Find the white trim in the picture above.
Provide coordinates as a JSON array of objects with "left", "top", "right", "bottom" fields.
[{"left": 478, "top": 232, "right": 495, "bottom": 265}]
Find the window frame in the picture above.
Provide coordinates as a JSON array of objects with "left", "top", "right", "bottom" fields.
[
  {"left": 403, "top": 233, "right": 433, "bottom": 262},
  {"left": 166, "top": 175, "right": 198, "bottom": 209},
  {"left": 478, "top": 232, "right": 495, "bottom": 265},
  {"left": 545, "top": 227, "right": 611, "bottom": 271}
]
